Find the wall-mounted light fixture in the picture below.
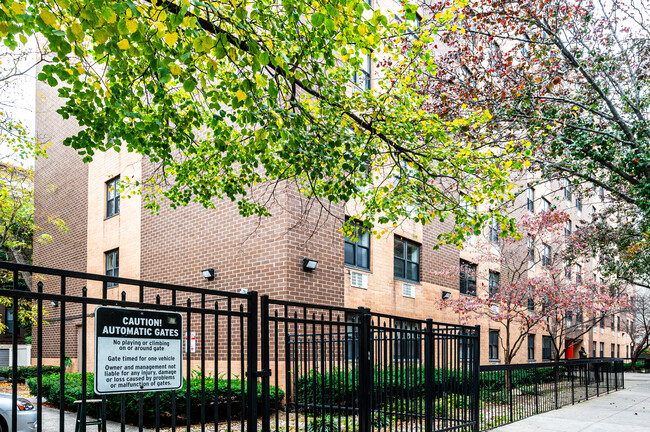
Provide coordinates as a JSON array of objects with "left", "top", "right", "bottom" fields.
[
  {"left": 302, "top": 258, "right": 318, "bottom": 271},
  {"left": 202, "top": 268, "right": 215, "bottom": 280},
  {"left": 50, "top": 300, "right": 59, "bottom": 307},
  {"left": 441, "top": 291, "right": 451, "bottom": 300}
]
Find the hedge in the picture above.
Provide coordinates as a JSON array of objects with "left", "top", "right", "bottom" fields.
[
  {"left": 0, "top": 365, "right": 60, "bottom": 383},
  {"left": 26, "top": 372, "right": 284, "bottom": 426}
]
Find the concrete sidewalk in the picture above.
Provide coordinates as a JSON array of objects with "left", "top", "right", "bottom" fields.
[{"left": 493, "top": 373, "right": 650, "bottom": 431}]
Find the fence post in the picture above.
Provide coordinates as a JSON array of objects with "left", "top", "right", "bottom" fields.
[
  {"left": 425, "top": 319, "right": 433, "bottom": 432},
  {"left": 260, "top": 295, "right": 271, "bottom": 432},
  {"left": 358, "top": 307, "right": 372, "bottom": 432},
  {"left": 554, "top": 365, "right": 559, "bottom": 409},
  {"left": 534, "top": 368, "right": 539, "bottom": 413},
  {"left": 246, "top": 291, "right": 259, "bottom": 432},
  {"left": 472, "top": 325, "right": 481, "bottom": 432}
]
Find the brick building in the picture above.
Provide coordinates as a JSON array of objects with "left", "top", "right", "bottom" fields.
[{"left": 31, "top": 0, "right": 633, "bottom": 370}]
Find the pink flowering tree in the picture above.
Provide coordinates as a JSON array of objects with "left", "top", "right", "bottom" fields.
[{"left": 438, "top": 209, "right": 629, "bottom": 364}]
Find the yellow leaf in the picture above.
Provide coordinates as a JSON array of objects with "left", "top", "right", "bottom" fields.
[
  {"left": 11, "top": 2, "right": 25, "bottom": 14},
  {"left": 117, "top": 39, "right": 130, "bottom": 50},
  {"left": 75, "top": 63, "right": 85, "bottom": 74},
  {"left": 126, "top": 20, "right": 138, "bottom": 34},
  {"left": 169, "top": 63, "right": 182, "bottom": 75},
  {"left": 235, "top": 90, "right": 247, "bottom": 102},
  {"left": 71, "top": 22, "right": 83, "bottom": 36},
  {"left": 164, "top": 32, "right": 178, "bottom": 47},
  {"left": 357, "top": 24, "right": 368, "bottom": 36},
  {"left": 40, "top": 9, "right": 56, "bottom": 27},
  {"left": 107, "top": 10, "right": 117, "bottom": 24}
]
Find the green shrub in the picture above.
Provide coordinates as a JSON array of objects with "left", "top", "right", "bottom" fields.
[
  {"left": 0, "top": 365, "right": 60, "bottom": 383},
  {"left": 295, "top": 367, "right": 473, "bottom": 409},
  {"left": 27, "top": 372, "right": 284, "bottom": 426}
]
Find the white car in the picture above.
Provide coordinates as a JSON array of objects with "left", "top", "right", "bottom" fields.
[{"left": 0, "top": 394, "right": 36, "bottom": 432}]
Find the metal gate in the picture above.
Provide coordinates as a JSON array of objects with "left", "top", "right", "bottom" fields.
[
  {"left": 260, "top": 296, "right": 480, "bottom": 432},
  {"left": 0, "top": 261, "right": 259, "bottom": 432},
  {"left": 0, "top": 262, "right": 479, "bottom": 432}
]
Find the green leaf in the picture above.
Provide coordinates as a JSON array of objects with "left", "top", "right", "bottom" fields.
[{"left": 311, "top": 13, "right": 325, "bottom": 27}]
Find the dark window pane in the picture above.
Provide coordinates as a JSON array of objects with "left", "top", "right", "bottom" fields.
[
  {"left": 406, "top": 263, "right": 419, "bottom": 282},
  {"left": 394, "top": 257, "right": 405, "bottom": 279},
  {"left": 344, "top": 243, "right": 355, "bottom": 265},
  {"left": 394, "top": 239, "right": 404, "bottom": 258},
  {"left": 357, "top": 247, "right": 369, "bottom": 269},
  {"left": 407, "top": 243, "right": 419, "bottom": 262},
  {"left": 358, "top": 231, "right": 369, "bottom": 248}
]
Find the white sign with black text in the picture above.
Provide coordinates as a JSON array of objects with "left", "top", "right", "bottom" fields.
[{"left": 94, "top": 306, "right": 183, "bottom": 394}]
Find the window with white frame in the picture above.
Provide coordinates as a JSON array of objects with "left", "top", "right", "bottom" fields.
[
  {"left": 541, "top": 198, "right": 551, "bottom": 212},
  {"left": 576, "top": 264, "right": 582, "bottom": 283},
  {"left": 565, "top": 220, "right": 572, "bottom": 236},
  {"left": 563, "top": 178, "right": 572, "bottom": 201}
]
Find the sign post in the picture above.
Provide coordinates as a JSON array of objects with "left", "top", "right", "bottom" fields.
[{"left": 94, "top": 306, "right": 183, "bottom": 394}]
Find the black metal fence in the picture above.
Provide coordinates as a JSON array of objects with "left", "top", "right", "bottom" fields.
[
  {"left": 260, "top": 297, "right": 481, "bottom": 432},
  {"left": 478, "top": 359, "right": 624, "bottom": 430},
  {"left": 0, "top": 262, "right": 630, "bottom": 432}
]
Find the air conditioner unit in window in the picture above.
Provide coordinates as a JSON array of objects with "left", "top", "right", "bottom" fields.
[
  {"left": 402, "top": 283, "right": 415, "bottom": 299},
  {"left": 350, "top": 271, "right": 368, "bottom": 289}
]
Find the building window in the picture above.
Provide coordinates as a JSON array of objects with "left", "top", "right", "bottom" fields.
[
  {"left": 542, "top": 243, "right": 551, "bottom": 267},
  {"left": 489, "top": 271, "right": 500, "bottom": 297},
  {"left": 541, "top": 198, "right": 551, "bottom": 212},
  {"left": 527, "top": 298, "right": 535, "bottom": 311},
  {"left": 394, "top": 237, "right": 420, "bottom": 282},
  {"left": 527, "top": 187, "right": 535, "bottom": 212},
  {"left": 611, "top": 316, "right": 615, "bottom": 331},
  {"left": 565, "top": 262, "right": 571, "bottom": 280},
  {"left": 528, "top": 334, "right": 535, "bottom": 360},
  {"left": 598, "top": 186, "right": 604, "bottom": 201},
  {"left": 617, "top": 344, "right": 620, "bottom": 358},
  {"left": 592, "top": 341, "right": 596, "bottom": 358},
  {"left": 6, "top": 309, "right": 13, "bottom": 334},
  {"left": 106, "top": 176, "right": 120, "bottom": 218},
  {"left": 599, "top": 342, "right": 604, "bottom": 358},
  {"left": 600, "top": 314, "right": 605, "bottom": 329},
  {"left": 576, "top": 197, "right": 582, "bottom": 213},
  {"left": 565, "top": 220, "right": 572, "bottom": 236},
  {"left": 617, "top": 316, "right": 620, "bottom": 332},
  {"left": 542, "top": 336, "right": 552, "bottom": 360},
  {"left": 459, "top": 260, "right": 477, "bottom": 296},
  {"left": 611, "top": 344, "right": 615, "bottom": 358},
  {"left": 105, "top": 249, "right": 119, "bottom": 288},
  {"left": 576, "top": 264, "right": 582, "bottom": 283},
  {"left": 563, "top": 178, "right": 572, "bottom": 201},
  {"left": 576, "top": 312, "right": 583, "bottom": 325},
  {"left": 489, "top": 330, "right": 499, "bottom": 360},
  {"left": 344, "top": 221, "right": 370, "bottom": 270},
  {"left": 626, "top": 345, "right": 629, "bottom": 357},
  {"left": 527, "top": 236, "right": 535, "bottom": 263},
  {"left": 395, "top": 320, "right": 421, "bottom": 361},
  {"left": 353, "top": 54, "right": 372, "bottom": 90},
  {"left": 488, "top": 217, "right": 499, "bottom": 243}
]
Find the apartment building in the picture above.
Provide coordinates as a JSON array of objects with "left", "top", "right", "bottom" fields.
[{"left": 31, "top": 1, "right": 632, "bottom": 369}]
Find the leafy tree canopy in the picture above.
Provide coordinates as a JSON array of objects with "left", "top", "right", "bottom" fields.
[{"left": 0, "top": 0, "right": 531, "bottom": 245}]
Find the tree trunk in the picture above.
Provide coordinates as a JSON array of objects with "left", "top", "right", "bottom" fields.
[{"left": 8, "top": 246, "right": 32, "bottom": 291}]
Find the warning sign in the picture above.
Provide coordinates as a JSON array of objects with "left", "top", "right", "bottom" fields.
[{"left": 94, "top": 306, "right": 183, "bottom": 394}]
